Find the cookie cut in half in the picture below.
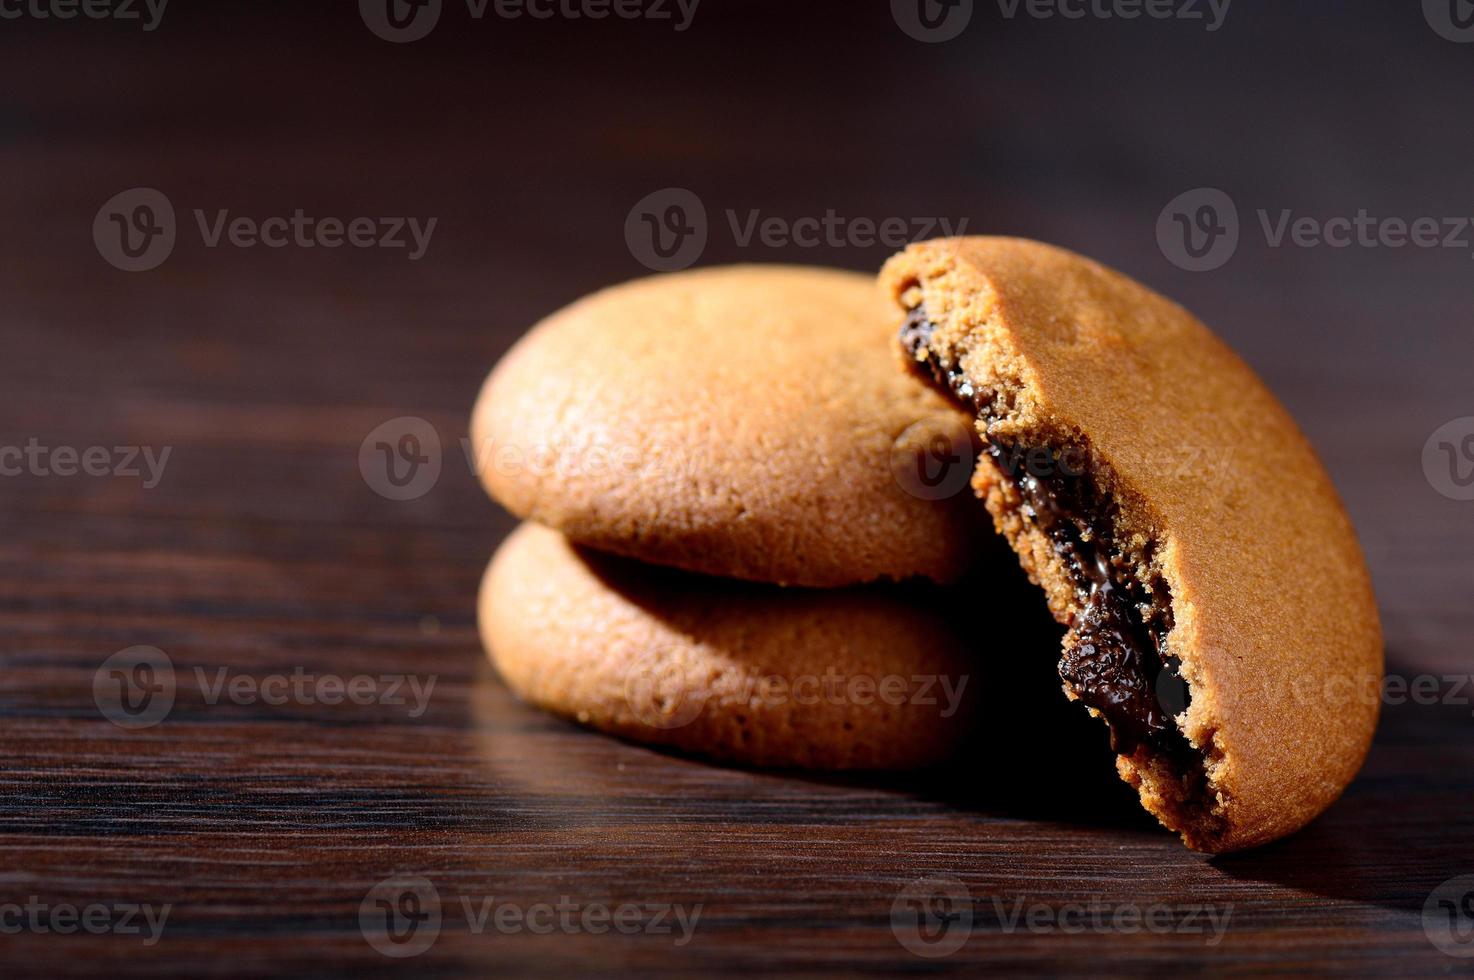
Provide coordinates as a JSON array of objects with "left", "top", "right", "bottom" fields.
[
  {"left": 470, "top": 265, "right": 983, "bottom": 588},
  {"left": 479, "top": 522, "right": 977, "bottom": 770},
  {"left": 880, "top": 237, "right": 1382, "bottom": 852}
]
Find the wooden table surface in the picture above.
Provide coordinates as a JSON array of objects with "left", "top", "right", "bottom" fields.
[{"left": 3, "top": 3, "right": 1473, "bottom": 975}]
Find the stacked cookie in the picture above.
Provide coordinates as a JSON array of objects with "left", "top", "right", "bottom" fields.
[
  {"left": 471, "top": 243, "right": 1385, "bottom": 852},
  {"left": 470, "top": 266, "right": 987, "bottom": 770}
]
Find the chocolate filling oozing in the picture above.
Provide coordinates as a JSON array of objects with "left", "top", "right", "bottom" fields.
[{"left": 901, "top": 306, "right": 1192, "bottom": 758}]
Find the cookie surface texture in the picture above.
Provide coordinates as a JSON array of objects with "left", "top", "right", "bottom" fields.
[{"left": 471, "top": 265, "right": 981, "bottom": 587}]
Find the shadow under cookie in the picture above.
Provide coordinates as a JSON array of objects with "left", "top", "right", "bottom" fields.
[{"left": 476, "top": 523, "right": 1155, "bottom": 833}]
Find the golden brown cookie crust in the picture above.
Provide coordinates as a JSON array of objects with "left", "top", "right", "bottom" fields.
[
  {"left": 880, "top": 236, "right": 1382, "bottom": 852},
  {"left": 470, "top": 265, "right": 983, "bottom": 588},
  {"left": 479, "top": 522, "right": 977, "bottom": 770}
]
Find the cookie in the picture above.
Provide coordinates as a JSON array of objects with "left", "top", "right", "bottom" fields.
[
  {"left": 880, "top": 237, "right": 1382, "bottom": 852},
  {"left": 478, "top": 522, "right": 977, "bottom": 770},
  {"left": 470, "top": 265, "right": 983, "bottom": 587}
]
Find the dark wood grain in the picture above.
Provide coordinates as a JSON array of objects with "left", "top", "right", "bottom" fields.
[{"left": 3, "top": 2, "right": 1474, "bottom": 975}]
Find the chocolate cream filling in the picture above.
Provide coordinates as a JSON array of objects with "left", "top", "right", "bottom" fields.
[{"left": 901, "top": 306, "right": 1195, "bottom": 761}]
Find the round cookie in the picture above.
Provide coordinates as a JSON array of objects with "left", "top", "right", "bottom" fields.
[
  {"left": 881, "top": 237, "right": 1382, "bottom": 852},
  {"left": 478, "top": 522, "right": 977, "bottom": 770},
  {"left": 470, "top": 265, "right": 983, "bottom": 588}
]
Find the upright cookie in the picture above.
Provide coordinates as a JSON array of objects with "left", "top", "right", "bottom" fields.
[
  {"left": 470, "top": 265, "right": 982, "bottom": 587},
  {"left": 479, "top": 522, "right": 977, "bottom": 770},
  {"left": 881, "top": 237, "right": 1382, "bottom": 852}
]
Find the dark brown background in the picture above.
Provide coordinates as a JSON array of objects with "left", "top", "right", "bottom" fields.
[{"left": 3, "top": 1, "right": 1473, "bottom": 975}]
